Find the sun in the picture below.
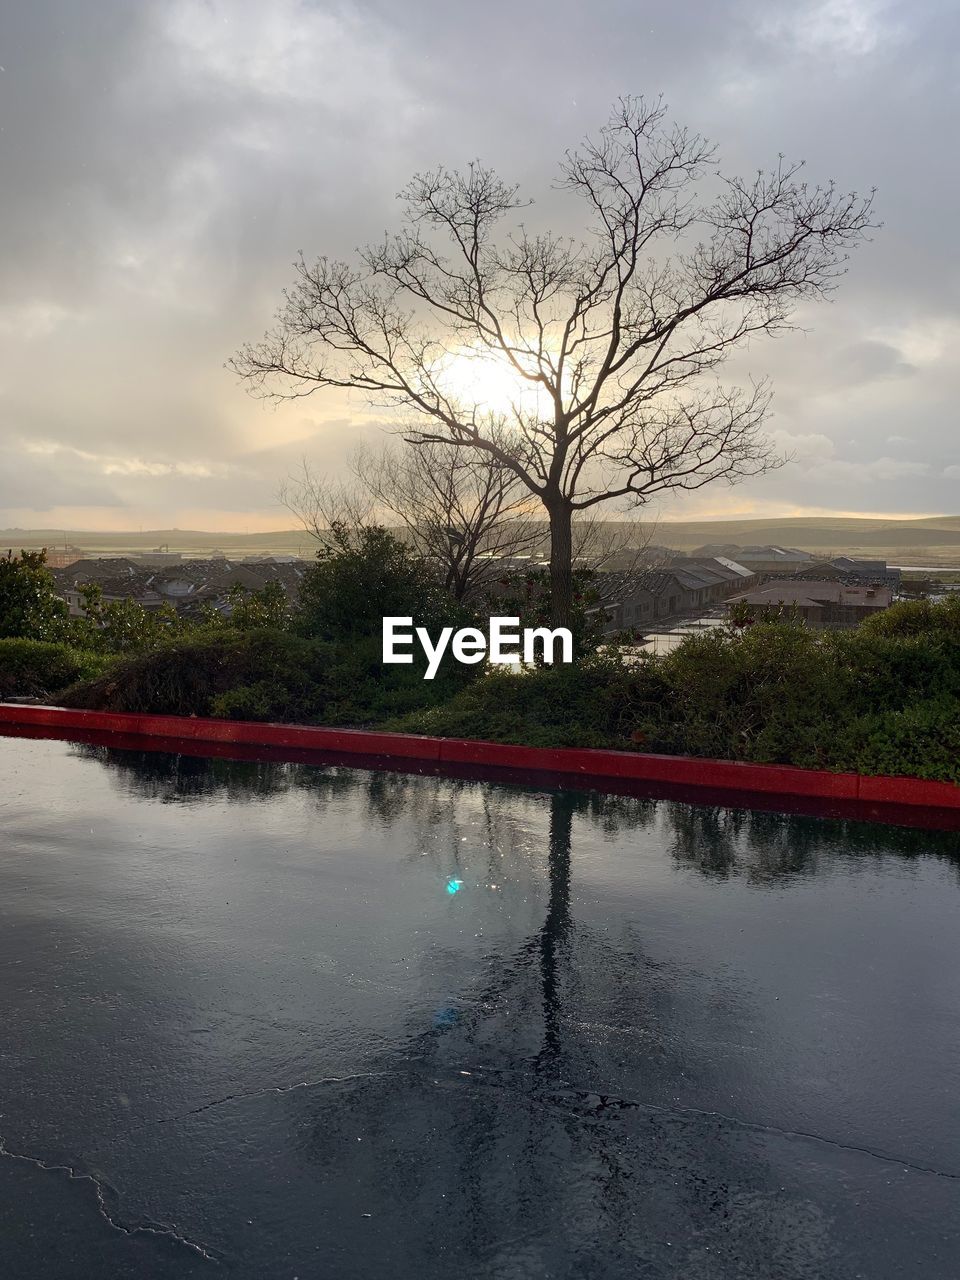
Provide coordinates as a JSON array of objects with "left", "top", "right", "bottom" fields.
[{"left": 431, "top": 345, "right": 556, "bottom": 418}]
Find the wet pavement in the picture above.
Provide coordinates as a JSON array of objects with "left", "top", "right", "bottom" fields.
[{"left": 1, "top": 735, "right": 959, "bottom": 1278}]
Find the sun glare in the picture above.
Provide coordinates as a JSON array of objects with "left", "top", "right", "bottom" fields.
[{"left": 432, "top": 346, "right": 558, "bottom": 418}]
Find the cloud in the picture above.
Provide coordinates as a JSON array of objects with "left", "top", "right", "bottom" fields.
[
  {"left": 20, "top": 439, "right": 251, "bottom": 480},
  {"left": 761, "top": 0, "right": 901, "bottom": 59},
  {"left": 817, "top": 456, "right": 932, "bottom": 482},
  {"left": 827, "top": 340, "right": 916, "bottom": 386},
  {"left": 0, "top": 0, "right": 958, "bottom": 526},
  {"left": 768, "top": 431, "right": 837, "bottom": 464}
]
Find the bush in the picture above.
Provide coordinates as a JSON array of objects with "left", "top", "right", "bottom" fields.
[
  {"left": 60, "top": 630, "right": 323, "bottom": 719},
  {"left": 0, "top": 550, "right": 69, "bottom": 641},
  {"left": 63, "top": 586, "right": 185, "bottom": 655},
  {"left": 60, "top": 627, "right": 473, "bottom": 726},
  {"left": 393, "top": 651, "right": 652, "bottom": 748},
  {"left": 627, "top": 604, "right": 960, "bottom": 778},
  {"left": 860, "top": 593, "right": 960, "bottom": 639},
  {"left": 634, "top": 623, "right": 852, "bottom": 767},
  {"left": 297, "top": 524, "right": 473, "bottom": 643},
  {"left": 53, "top": 590, "right": 960, "bottom": 784},
  {"left": 489, "top": 567, "right": 606, "bottom": 660},
  {"left": 209, "top": 681, "right": 283, "bottom": 721},
  {"left": 839, "top": 695, "right": 960, "bottom": 783},
  {"left": 0, "top": 638, "right": 108, "bottom": 699}
]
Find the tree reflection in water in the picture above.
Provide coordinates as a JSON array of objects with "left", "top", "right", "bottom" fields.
[
  {"left": 58, "top": 743, "right": 960, "bottom": 1274},
  {"left": 665, "top": 800, "right": 960, "bottom": 883}
]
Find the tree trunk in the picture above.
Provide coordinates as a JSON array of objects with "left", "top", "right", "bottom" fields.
[{"left": 546, "top": 498, "right": 574, "bottom": 628}]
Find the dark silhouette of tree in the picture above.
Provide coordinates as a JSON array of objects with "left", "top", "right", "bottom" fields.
[
  {"left": 280, "top": 441, "right": 539, "bottom": 603},
  {"left": 234, "top": 97, "right": 875, "bottom": 624}
]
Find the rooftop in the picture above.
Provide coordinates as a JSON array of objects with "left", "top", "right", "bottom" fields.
[{"left": 729, "top": 580, "right": 893, "bottom": 608}]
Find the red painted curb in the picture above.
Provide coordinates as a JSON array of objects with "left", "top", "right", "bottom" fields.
[
  {"left": 436, "top": 737, "right": 862, "bottom": 799},
  {"left": 1, "top": 702, "right": 957, "bottom": 812}
]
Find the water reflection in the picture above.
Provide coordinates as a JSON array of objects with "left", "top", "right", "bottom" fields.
[
  {"left": 538, "top": 793, "right": 574, "bottom": 1071},
  {"left": 72, "top": 741, "right": 960, "bottom": 881},
  {"left": 3, "top": 738, "right": 960, "bottom": 1275},
  {"left": 666, "top": 801, "right": 960, "bottom": 882}
]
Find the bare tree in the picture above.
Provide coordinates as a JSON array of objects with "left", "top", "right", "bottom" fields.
[
  {"left": 352, "top": 440, "right": 540, "bottom": 602},
  {"left": 280, "top": 441, "right": 541, "bottom": 603},
  {"left": 278, "top": 462, "right": 372, "bottom": 544},
  {"left": 570, "top": 512, "right": 664, "bottom": 574},
  {"left": 234, "top": 96, "right": 875, "bottom": 624}
]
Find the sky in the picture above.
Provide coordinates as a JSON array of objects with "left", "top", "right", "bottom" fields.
[{"left": 0, "top": 0, "right": 958, "bottom": 532}]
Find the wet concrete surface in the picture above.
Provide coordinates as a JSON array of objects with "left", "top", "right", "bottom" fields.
[{"left": 1, "top": 736, "right": 959, "bottom": 1278}]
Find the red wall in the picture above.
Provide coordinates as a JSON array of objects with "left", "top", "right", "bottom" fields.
[{"left": 2, "top": 702, "right": 957, "bottom": 814}]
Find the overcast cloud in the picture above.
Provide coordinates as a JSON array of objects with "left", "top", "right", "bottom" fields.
[{"left": 0, "top": 0, "right": 957, "bottom": 530}]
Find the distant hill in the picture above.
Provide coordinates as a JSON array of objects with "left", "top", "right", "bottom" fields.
[
  {"left": 5, "top": 515, "right": 960, "bottom": 564},
  {"left": 647, "top": 516, "right": 960, "bottom": 554},
  {"left": 0, "top": 528, "right": 321, "bottom": 557}
]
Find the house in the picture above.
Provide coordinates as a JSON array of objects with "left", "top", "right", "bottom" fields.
[
  {"left": 52, "top": 557, "right": 308, "bottom": 618},
  {"left": 589, "top": 571, "right": 663, "bottom": 632},
  {"left": 726, "top": 579, "right": 893, "bottom": 629},
  {"left": 589, "top": 558, "right": 757, "bottom": 635},
  {"left": 722, "top": 545, "right": 817, "bottom": 575},
  {"left": 57, "top": 572, "right": 166, "bottom": 617},
  {"left": 788, "top": 558, "right": 900, "bottom": 589},
  {"left": 53, "top": 557, "right": 143, "bottom": 583},
  {"left": 827, "top": 557, "right": 901, "bottom": 589}
]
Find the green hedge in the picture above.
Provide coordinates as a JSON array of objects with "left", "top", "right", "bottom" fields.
[
  {"left": 396, "top": 598, "right": 960, "bottom": 782},
  {"left": 391, "top": 652, "right": 643, "bottom": 748},
  {"left": 0, "top": 638, "right": 109, "bottom": 699},
  {"left": 60, "top": 627, "right": 473, "bottom": 726},
  {"left": 53, "top": 596, "right": 960, "bottom": 784},
  {"left": 61, "top": 630, "right": 326, "bottom": 720}
]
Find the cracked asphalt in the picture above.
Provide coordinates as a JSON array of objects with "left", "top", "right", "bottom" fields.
[{"left": 2, "top": 734, "right": 959, "bottom": 1278}]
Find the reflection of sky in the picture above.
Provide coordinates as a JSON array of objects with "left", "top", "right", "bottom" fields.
[
  {"left": 3, "top": 736, "right": 960, "bottom": 1274},
  {"left": 2, "top": 737, "right": 555, "bottom": 1077},
  {"left": 6, "top": 734, "right": 959, "bottom": 1160}
]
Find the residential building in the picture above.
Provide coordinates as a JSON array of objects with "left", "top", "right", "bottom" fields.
[
  {"left": 589, "top": 557, "right": 757, "bottom": 635},
  {"left": 726, "top": 580, "right": 893, "bottom": 628},
  {"left": 52, "top": 558, "right": 308, "bottom": 618},
  {"left": 819, "top": 557, "right": 901, "bottom": 589},
  {"left": 720, "top": 545, "right": 817, "bottom": 575}
]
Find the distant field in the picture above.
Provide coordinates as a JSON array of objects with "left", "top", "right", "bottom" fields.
[{"left": 6, "top": 514, "right": 960, "bottom": 566}]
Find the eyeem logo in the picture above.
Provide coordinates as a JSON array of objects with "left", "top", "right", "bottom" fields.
[{"left": 383, "top": 616, "right": 573, "bottom": 680}]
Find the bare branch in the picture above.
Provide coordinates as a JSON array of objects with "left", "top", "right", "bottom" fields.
[{"left": 236, "top": 96, "right": 876, "bottom": 624}]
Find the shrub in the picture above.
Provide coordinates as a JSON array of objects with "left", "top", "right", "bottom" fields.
[
  {"left": 629, "top": 610, "right": 960, "bottom": 778},
  {"left": 860, "top": 593, "right": 960, "bottom": 639},
  {"left": 52, "top": 591, "right": 960, "bottom": 785},
  {"left": 393, "top": 651, "right": 653, "bottom": 748},
  {"left": 209, "top": 681, "right": 284, "bottom": 721},
  {"left": 0, "top": 550, "right": 69, "bottom": 641},
  {"left": 60, "top": 627, "right": 472, "bottom": 725},
  {"left": 64, "top": 585, "right": 185, "bottom": 655},
  {"left": 839, "top": 695, "right": 960, "bottom": 783},
  {"left": 297, "top": 524, "right": 473, "bottom": 643},
  {"left": 489, "top": 567, "right": 606, "bottom": 660},
  {"left": 0, "top": 638, "right": 108, "bottom": 698},
  {"left": 60, "top": 630, "right": 321, "bottom": 718},
  {"left": 632, "top": 622, "right": 851, "bottom": 767}
]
